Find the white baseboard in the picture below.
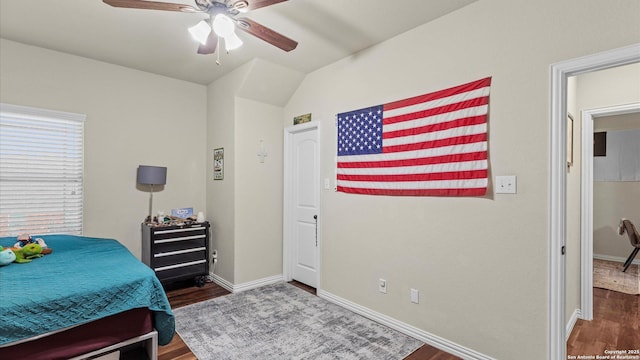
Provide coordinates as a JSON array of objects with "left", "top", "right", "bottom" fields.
[
  {"left": 317, "top": 289, "right": 494, "bottom": 360},
  {"left": 210, "top": 273, "right": 284, "bottom": 293},
  {"left": 566, "top": 308, "right": 582, "bottom": 341},
  {"left": 593, "top": 253, "right": 640, "bottom": 265},
  {"left": 210, "top": 273, "right": 233, "bottom": 292}
]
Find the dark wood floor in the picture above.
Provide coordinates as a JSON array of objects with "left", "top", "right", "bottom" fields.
[
  {"left": 567, "top": 287, "right": 640, "bottom": 356},
  {"left": 159, "top": 280, "right": 460, "bottom": 360}
]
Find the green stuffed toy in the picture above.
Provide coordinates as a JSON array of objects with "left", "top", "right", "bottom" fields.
[
  {"left": 12, "top": 243, "right": 44, "bottom": 263},
  {"left": 0, "top": 246, "right": 17, "bottom": 266}
]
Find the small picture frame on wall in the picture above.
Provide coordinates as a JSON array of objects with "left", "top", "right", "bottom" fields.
[
  {"left": 294, "top": 113, "right": 312, "bottom": 125},
  {"left": 213, "top": 148, "right": 224, "bottom": 180},
  {"left": 567, "top": 113, "right": 574, "bottom": 168}
]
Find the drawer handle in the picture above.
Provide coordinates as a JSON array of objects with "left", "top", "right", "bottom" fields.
[
  {"left": 154, "top": 247, "right": 206, "bottom": 257},
  {"left": 154, "top": 235, "right": 205, "bottom": 244},
  {"left": 155, "top": 259, "right": 206, "bottom": 272},
  {"left": 154, "top": 226, "right": 205, "bottom": 235}
]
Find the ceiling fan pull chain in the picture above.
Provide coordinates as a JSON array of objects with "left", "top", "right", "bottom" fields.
[{"left": 216, "top": 36, "right": 221, "bottom": 65}]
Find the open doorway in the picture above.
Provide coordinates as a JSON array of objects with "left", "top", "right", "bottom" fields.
[
  {"left": 579, "top": 101, "right": 640, "bottom": 321},
  {"left": 566, "top": 101, "right": 640, "bottom": 355},
  {"left": 548, "top": 43, "right": 640, "bottom": 360}
]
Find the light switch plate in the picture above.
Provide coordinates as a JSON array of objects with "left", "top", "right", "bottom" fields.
[
  {"left": 410, "top": 288, "right": 419, "bottom": 304},
  {"left": 495, "top": 175, "right": 517, "bottom": 194},
  {"left": 379, "top": 279, "right": 387, "bottom": 294}
]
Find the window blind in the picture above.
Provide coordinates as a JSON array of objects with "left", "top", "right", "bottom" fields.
[{"left": 0, "top": 103, "right": 85, "bottom": 237}]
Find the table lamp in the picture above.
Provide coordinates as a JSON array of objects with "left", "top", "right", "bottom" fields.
[{"left": 137, "top": 165, "right": 167, "bottom": 221}]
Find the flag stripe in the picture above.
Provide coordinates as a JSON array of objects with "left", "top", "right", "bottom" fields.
[
  {"left": 384, "top": 77, "right": 492, "bottom": 111},
  {"left": 337, "top": 169, "right": 488, "bottom": 182},
  {"left": 383, "top": 115, "right": 487, "bottom": 140},
  {"left": 384, "top": 104, "right": 488, "bottom": 133},
  {"left": 338, "top": 142, "right": 487, "bottom": 164},
  {"left": 383, "top": 123, "right": 486, "bottom": 148},
  {"left": 383, "top": 96, "right": 489, "bottom": 125},
  {"left": 383, "top": 133, "right": 487, "bottom": 154},
  {"left": 383, "top": 87, "right": 491, "bottom": 119},
  {"left": 336, "top": 178, "right": 488, "bottom": 190},
  {"left": 335, "top": 187, "right": 488, "bottom": 197},
  {"left": 336, "top": 77, "right": 491, "bottom": 197},
  {"left": 338, "top": 159, "right": 487, "bottom": 176},
  {"left": 337, "top": 150, "right": 487, "bottom": 169}
]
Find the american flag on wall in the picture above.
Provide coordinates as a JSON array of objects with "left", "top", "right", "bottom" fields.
[{"left": 336, "top": 77, "right": 491, "bottom": 196}]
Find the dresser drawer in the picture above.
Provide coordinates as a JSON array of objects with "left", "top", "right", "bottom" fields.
[
  {"left": 152, "top": 226, "right": 207, "bottom": 240},
  {"left": 153, "top": 238, "right": 206, "bottom": 254},
  {"left": 153, "top": 247, "right": 207, "bottom": 268},
  {"left": 155, "top": 261, "right": 208, "bottom": 282}
]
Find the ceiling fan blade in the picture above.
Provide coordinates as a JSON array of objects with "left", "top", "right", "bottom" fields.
[
  {"left": 230, "top": 0, "right": 287, "bottom": 11},
  {"left": 197, "top": 32, "right": 218, "bottom": 54},
  {"left": 235, "top": 17, "right": 297, "bottom": 52},
  {"left": 103, "top": 0, "right": 201, "bottom": 13}
]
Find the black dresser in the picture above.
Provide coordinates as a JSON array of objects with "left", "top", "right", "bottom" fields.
[{"left": 141, "top": 221, "right": 210, "bottom": 287}]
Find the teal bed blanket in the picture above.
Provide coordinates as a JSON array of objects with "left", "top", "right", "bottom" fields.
[{"left": 0, "top": 235, "right": 174, "bottom": 346}]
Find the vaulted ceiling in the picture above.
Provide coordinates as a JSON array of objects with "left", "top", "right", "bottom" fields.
[{"left": 0, "top": 0, "right": 477, "bottom": 85}]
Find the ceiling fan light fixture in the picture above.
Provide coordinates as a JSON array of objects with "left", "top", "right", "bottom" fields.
[
  {"left": 224, "top": 32, "right": 243, "bottom": 51},
  {"left": 212, "top": 14, "right": 235, "bottom": 38},
  {"left": 188, "top": 20, "right": 211, "bottom": 45}
]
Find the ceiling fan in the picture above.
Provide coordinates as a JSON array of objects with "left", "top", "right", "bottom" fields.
[{"left": 102, "top": 0, "right": 297, "bottom": 58}]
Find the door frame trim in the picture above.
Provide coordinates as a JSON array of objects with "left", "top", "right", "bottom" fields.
[
  {"left": 283, "top": 121, "right": 321, "bottom": 288},
  {"left": 548, "top": 42, "right": 639, "bottom": 360}
]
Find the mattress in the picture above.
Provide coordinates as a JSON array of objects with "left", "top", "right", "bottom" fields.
[{"left": 0, "top": 235, "right": 175, "bottom": 347}]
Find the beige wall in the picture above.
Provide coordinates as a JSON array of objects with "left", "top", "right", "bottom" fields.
[
  {"left": 206, "top": 64, "right": 247, "bottom": 283},
  {"left": 0, "top": 39, "right": 207, "bottom": 258},
  {"left": 234, "top": 97, "right": 284, "bottom": 284},
  {"left": 206, "top": 59, "right": 299, "bottom": 285},
  {"left": 283, "top": 0, "right": 640, "bottom": 358}
]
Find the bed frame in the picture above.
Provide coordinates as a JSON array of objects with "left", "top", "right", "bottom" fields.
[
  {"left": 69, "top": 330, "right": 158, "bottom": 360},
  {"left": 0, "top": 307, "right": 159, "bottom": 360}
]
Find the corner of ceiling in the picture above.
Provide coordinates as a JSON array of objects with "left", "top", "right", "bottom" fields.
[{"left": 236, "top": 58, "right": 305, "bottom": 107}]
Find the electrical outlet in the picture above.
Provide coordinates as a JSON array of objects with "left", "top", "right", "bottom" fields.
[{"left": 379, "top": 279, "right": 387, "bottom": 294}]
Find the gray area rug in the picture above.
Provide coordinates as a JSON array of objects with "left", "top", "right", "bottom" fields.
[{"left": 173, "top": 282, "right": 423, "bottom": 360}]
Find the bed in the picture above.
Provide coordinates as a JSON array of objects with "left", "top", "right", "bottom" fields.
[{"left": 0, "top": 234, "right": 175, "bottom": 360}]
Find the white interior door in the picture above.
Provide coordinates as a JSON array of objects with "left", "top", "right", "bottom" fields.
[{"left": 290, "top": 126, "right": 319, "bottom": 287}]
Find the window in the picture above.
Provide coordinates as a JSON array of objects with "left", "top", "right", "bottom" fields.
[{"left": 0, "top": 103, "right": 85, "bottom": 237}]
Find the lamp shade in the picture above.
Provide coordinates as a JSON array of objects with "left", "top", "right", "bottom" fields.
[
  {"left": 224, "top": 32, "right": 243, "bottom": 51},
  {"left": 137, "top": 165, "right": 167, "bottom": 185},
  {"left": 188, "top": 20, "right": 211, "bottom": 45},
  {"left": 212, "top": 14, "right": 235, "bottom": 37}
]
